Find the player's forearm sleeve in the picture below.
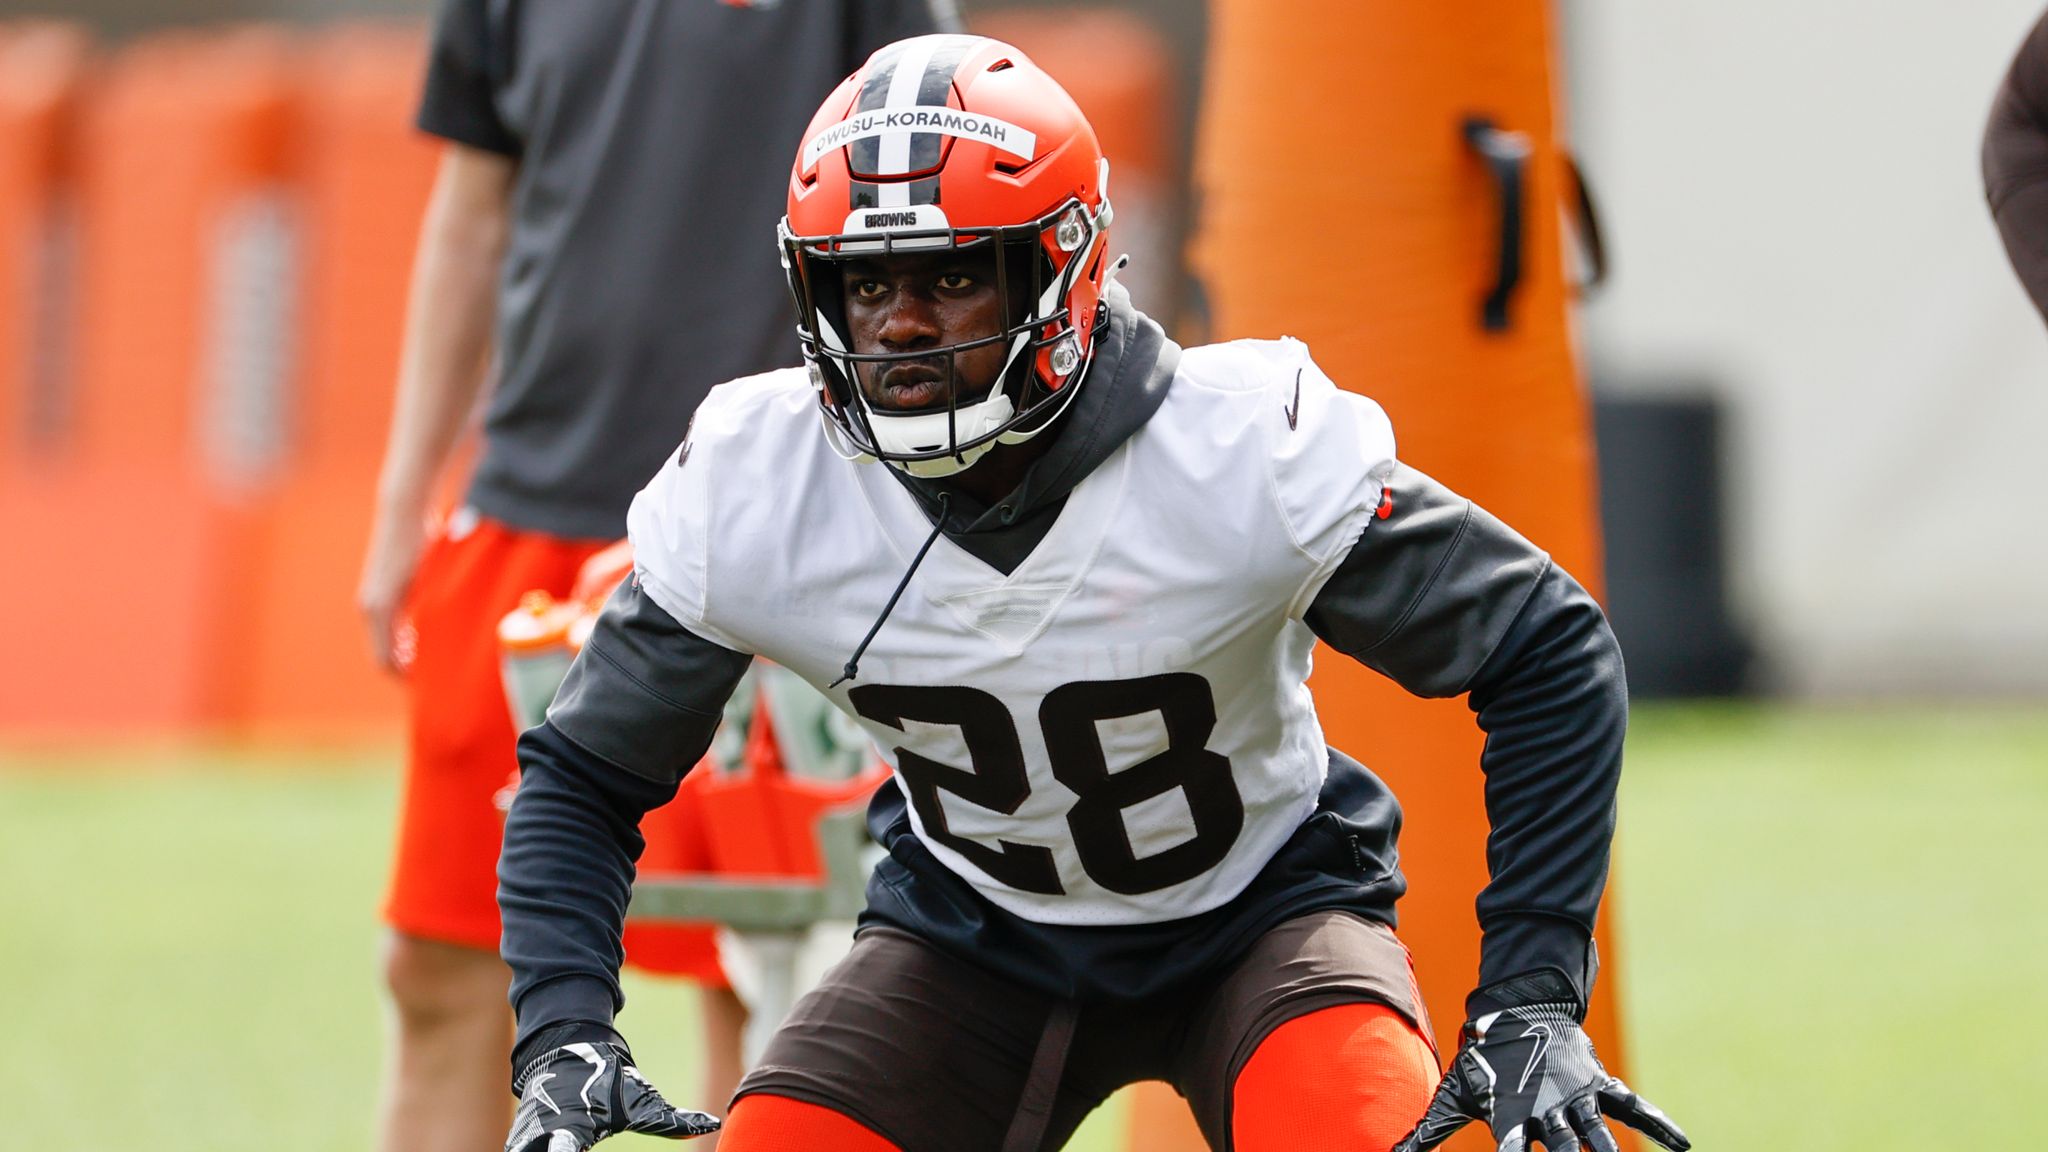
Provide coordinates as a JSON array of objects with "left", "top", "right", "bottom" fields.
[
  {"left": 1305, "top": 464, "right": 1624, "bottom": 1015},
  {"left": 1459, "top": 564, "right": 1623, "bottom": 1016},
  {"left": 502, "top": 583, "right": 751, "bottom": 1045},
  {"left": 1986, "top": 8, "right": 2048, "bottom": 323},
  {"left": 500, "top": 719, "right": 680, "bottom": 1043}
]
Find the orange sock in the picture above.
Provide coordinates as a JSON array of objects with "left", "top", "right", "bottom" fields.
[
  {"left": 717, "top": 1093, "right": 904, "bottom": 1152},
  {"left": 1231, "top": 1003, "right": 1440, "bottom": 1152}
]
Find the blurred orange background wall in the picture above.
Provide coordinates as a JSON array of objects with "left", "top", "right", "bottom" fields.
[{"left": 0, "top": 20, "right": 432, "bottom": 740}]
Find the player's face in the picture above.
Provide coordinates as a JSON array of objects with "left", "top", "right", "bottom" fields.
[{"left": 841, "top": 249, "right": 1009, "bottom": 413}]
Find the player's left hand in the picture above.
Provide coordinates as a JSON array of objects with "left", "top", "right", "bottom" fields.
[
  {"left": 505, "top": 1036, "right": 720, "bottom": 1152},
  {"left": 1393, "top": 999, "right": 1689, "bottom": 1152}
]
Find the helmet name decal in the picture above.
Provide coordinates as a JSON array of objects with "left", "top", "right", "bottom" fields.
[{"left": 803, "top": 108, "right": 1038, "bottom": 171}]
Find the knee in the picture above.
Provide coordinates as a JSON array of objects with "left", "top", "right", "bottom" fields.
[
  {"left": 381, "top": 932, "right": 510, "bottom": 1028},
  {"left": 1231, "top": 1003, "right": 1439, "bottom": 1152}
]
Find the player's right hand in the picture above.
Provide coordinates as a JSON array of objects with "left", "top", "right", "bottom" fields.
[
  {"left": 356, "top": 506, "right": 427, "bottom": 674},
  {"left": 506, "top": 1035, "right": 720, "bottom": 1152}
]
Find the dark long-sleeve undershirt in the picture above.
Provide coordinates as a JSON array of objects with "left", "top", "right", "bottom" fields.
[{"left": 500, "top": 719, "right": 686, "bottom": 1031}]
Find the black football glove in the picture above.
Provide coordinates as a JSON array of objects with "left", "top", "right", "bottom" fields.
[
  {"left": 1394, "top": 990, "right": 1688, "bottom": 1152},
  {"left": 505, "top": 1028, "right": 720, "bottom": 1152}
]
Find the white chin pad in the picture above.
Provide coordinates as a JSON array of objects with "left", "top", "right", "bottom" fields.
[
  {"left": 867, "top": 391, "right": 1015, "bottom": 476},
  {"left": 894, "top": 449, "right": 990, "bottom": 478}
]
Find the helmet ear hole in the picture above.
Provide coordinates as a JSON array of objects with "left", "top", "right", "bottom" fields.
[{"left": 994, "top": 152, "right": 1050, "bottom": 177}]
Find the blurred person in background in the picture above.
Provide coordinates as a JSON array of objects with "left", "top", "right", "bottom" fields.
[
  {"left": 355, "top": 1, "right": 956, "bottom": 1149},
  {"left": 1986, "top": 7, "right": 2048, "bottom": 324}
]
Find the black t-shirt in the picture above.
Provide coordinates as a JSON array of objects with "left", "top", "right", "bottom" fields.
[{"left": 417, "top": 0, "right": 954, "bottom": 538}]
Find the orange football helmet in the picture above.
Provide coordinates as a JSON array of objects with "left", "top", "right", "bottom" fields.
[{"left": 779, "top": 34, "right": 1114, "bottom": 477}]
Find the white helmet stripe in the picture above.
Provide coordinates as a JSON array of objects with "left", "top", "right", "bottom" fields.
[{"left": 876, "top": 38, "right": 940, "bottom": 179}]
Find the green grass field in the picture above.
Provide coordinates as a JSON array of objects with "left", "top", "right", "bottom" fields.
[{"left": 2, "top": 704, "right": 2043, "bottom": 1151}]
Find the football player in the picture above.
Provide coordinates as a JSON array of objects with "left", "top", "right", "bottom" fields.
[{"left": 495, "top": 34, "right": 1691, "bottom": 1152}]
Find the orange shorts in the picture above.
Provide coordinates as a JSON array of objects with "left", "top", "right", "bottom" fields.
[{"left": 383, "top": 511, "right": 725, "bottom": 985}]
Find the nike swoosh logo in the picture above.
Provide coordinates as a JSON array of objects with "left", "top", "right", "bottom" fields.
[
  {"left": 1516, "top": 1023, "right": 1551, "bottom": 1094},
  {"left": 567, "top": 1042, "right": 609, "bottom": 1109},
  {"left": 1284, "top": 368, "right": 1302, "bottom": 430},
  {"left": 677, "top": 414, "right": 700, "bottom": 468},
  {"left": 531, "top": 1072, "right": 561, "bottom": 1115}
]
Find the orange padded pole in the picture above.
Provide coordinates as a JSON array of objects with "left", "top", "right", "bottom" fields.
[
  {"left": 70, "top": 27, "right": 296, "bottom": 474},
  {"left": 231, "top": 22, "right": 434, "bottom": 736},
  {"left": 0, "top": 29, "right": 296, "bottom": 736},
  {"left": 0, "top": 22, "right": 88, "bottom": 464},
  {"left": 290, "top": 21, "right": 436, "bottom": 468},
  {"left": 1193, "top": 4, "right": 1626, "bottom": 1151}
]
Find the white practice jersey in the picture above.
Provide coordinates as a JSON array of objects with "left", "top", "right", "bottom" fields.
[{"left": 627, "top": 337, "right": 1395, "bottom": 926}]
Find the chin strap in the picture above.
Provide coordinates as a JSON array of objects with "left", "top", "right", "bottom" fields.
[{"left": 829, "top": 492, "right": 952, "bottom": 689}]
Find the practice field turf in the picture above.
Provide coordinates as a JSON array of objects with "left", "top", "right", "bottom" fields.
[{"left": 2, "top": 705, "right": 2043, "bottom": 1151}]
